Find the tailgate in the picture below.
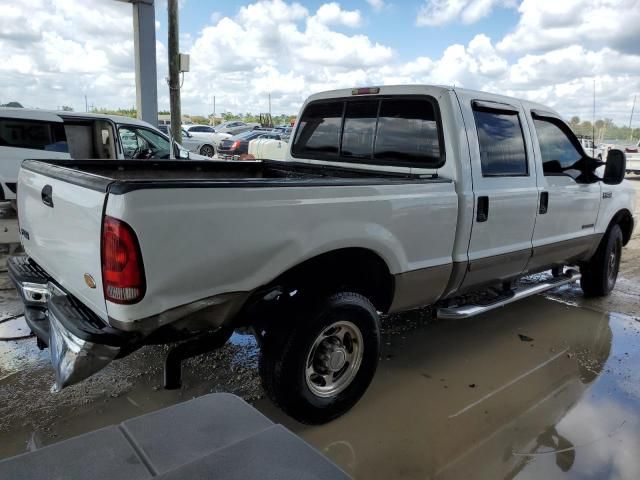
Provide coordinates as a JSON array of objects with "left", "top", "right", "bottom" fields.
[{"left": 18, "top": 166, "right": 108, "bottom": 320}]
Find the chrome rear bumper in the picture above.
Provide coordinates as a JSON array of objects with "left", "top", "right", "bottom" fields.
[{"left": 8, "top": 255, "right": 130, "bottom": 391}]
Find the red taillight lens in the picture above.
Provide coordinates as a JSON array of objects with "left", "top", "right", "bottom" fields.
[
  {"left": 101, "top": 216, "right": 145, "bottom": 304},
  {"left": 231, "top": 141, "right": 241, "bottom": 150}
]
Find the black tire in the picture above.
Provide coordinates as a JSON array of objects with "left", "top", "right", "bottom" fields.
[
  {"left": 200, "top": 144, "right": 215, "bottom": 157},
  {"left": 580, "top": 224, "right": 623, "bottom": 297},
  {"left": 259, "top": 292, "right": 380, "bottom": 424}
]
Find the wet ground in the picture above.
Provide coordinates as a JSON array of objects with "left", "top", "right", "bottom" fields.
[{"left": 1, "top": 178, "right": 639, "bottom": 479}]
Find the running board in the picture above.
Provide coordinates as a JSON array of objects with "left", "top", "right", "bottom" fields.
[{"left": 437, "top": 271, "right": 581, "bottom": 320}]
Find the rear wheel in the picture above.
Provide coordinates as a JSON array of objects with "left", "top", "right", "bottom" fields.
[
  {"left": 200, "top": 144, "right": 215, "bottom": 157},
  {"left": 259, "top": 292, "right": 380, "bottom": 424},
  {"left": 580, "top": 224, "right": 622, "bottom": 297}
]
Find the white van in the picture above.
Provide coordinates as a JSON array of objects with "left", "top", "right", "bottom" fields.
[{"left": 0, "top": 108, "right": 204, "bottom": 201}]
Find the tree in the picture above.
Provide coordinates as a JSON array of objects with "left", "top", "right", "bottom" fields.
[
  {"left": 1, "top": 101, "right": 23, "bottom": 108},
  {"left": 570, "top": 116, "right": 580, "bottom": 127},
  {"left": 61, "top": 105, "right": 73, "bottom": 111}
]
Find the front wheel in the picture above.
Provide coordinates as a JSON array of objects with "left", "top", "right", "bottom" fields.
[
  {"left": 580, "top": 224, "right": 622, "bottom": 297},
  {"left": 200, "top": 144, "right": 215, "bottom": 157},
  {"left": 259, "top": 292, "right": 380, "bottom": 424}
]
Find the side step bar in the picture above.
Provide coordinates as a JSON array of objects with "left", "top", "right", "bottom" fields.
[{"left": 437, "top": 270, "right": 581, "bottom": 320}]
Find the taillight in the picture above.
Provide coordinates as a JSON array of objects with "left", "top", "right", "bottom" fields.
[
  {"left": 101, "top": 216, "right": 145, "bottom": 304},
  {"left": 231, "top": 141, "right": 241, "bottom": 150}
]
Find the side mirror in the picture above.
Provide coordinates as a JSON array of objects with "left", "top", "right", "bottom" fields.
[{"left": 603, "top": 149, "right": 626, "bottom": 185}]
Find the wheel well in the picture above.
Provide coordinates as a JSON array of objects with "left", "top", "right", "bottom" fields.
[
  {"left": 610, "top": 209, "right": 634, "bottom": 245},
  {"left": 272, "top": 248, "right": 394, "bottom": 313}
]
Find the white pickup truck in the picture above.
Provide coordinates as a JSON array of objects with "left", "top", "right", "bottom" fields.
[{"left": 10, "top": 85, "right": 636, "bottom": 424}]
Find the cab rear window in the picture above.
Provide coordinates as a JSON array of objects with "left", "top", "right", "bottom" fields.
[
  {"left": 0, "top": 118, "right": 68, "bottom": 152},
  {"left": 292, "top": 96, "right": 444, "bottom": 168}
]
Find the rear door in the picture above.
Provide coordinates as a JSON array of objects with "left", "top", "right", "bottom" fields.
[
  {"left": 526, "top": 112, "right": 601, "bottom": 270},
  {"left": 18, "top": 165, "right": 108, "bottom": 319},
  {"left": 457, "top": 96, "right": 539, "bottom": 289}
]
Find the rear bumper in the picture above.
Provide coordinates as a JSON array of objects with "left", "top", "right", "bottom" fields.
[{"left": 8, "top": 255, "right": 133, "bottom": 390}]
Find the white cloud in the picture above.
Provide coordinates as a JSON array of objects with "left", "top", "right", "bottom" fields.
[
  {"left": 313, "top": 2, "right": 362, "bottom": 27},
  {"left": 416, "top": 0, "right": 514, "bottom": 26},
  {"left": 366, "top": 0, "right": 386, "bottom": 12},
  {"left": 1, "top": 0, "right": 639, "bottom": 125},
  {"left": 498, "top": 0, "right": 640, "bottom": 54}
]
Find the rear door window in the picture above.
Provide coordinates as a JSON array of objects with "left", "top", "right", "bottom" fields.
[
  {"left": 472, "top": 106, "right": 528, "bottom": 176},
  {"left": 0, "top": 118, "right": 68, "bottom": 152}
]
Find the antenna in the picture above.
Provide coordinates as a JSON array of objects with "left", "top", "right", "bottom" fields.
[{"left": 592, "top": 78, "right": 595, "bottom": 156}]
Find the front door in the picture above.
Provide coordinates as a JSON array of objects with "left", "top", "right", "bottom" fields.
[
  {"left": 457, "top": 98, "right": 539, "bottom": 290},
  {"left": 526, "top": 113, "right": 602, "bottom": 271}
]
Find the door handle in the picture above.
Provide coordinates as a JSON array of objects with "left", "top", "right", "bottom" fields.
[
  {"left": 539, "top": 191, "right": 549, "bottom": 214},
  {"left": 41, "top": 184, "right": 54, "bottom": 208},
  {"left": 476, "top": 196, "right": 489, "bottom": 222}
]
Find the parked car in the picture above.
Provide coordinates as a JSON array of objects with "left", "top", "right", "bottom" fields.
[
  {"left": 9, "top": 85, "right": 635, "bottom": 425},
  {"left": 624, "top": 140, "right": 640, "bottom": 174},
  {"left": 183, "top": 124, "right": 232, "bottom": 157},
  {"left": 0, "top": 109, "right": 204, "bottom": 201},
  {"left": 216, "top": 129, "right": 284, "bottom": 160},
  {"left": 213, "top": 121, "right": 260, "bottom": 135}
]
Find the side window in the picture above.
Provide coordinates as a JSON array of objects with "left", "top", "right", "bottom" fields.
[
  {"left": 533, "top": 117, "right": 583, "bottom": 177},
  {"left": 292, "top": 102, "right": 343, "bottom": 158},
  {"left": 374, "top": 99, "right": 441, "bottom": 166},
  {"left": 473, "top": 106, "right": 528, "bottom": 176},
  {"left": 0, "top": 118, "right": 68, "bottom": 152}
]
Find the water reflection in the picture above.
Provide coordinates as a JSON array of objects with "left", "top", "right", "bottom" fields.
[{"left": 257, "top": 296, "right": 640, "bottom": 479}]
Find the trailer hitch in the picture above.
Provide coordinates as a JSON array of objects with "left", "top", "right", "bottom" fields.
[{"left": 164, "top": 327, "right": 233, "bottom": 389}]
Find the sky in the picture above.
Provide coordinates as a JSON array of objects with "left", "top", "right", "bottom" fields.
[{"left": 1, "top": 0, "right": 639, "bottom": 124}]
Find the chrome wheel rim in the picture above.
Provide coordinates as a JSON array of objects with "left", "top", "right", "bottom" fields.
[
  {"left": 201, "top": 145, "right": 215, "bottom": 157},
  {"left": 305, "top": 321, "right": 364, "bottom": 398}
]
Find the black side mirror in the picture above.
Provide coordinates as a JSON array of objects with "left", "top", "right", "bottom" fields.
[{"left": 603, "top": 149, "right": 626, "bottom": 185}]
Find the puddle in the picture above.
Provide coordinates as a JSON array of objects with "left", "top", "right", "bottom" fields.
[
  {"left": 256, "top": 296, "right": 640, "bottom": 479},
  {"left": 1, "top": 278, "right": 639, "bottom": 479}
]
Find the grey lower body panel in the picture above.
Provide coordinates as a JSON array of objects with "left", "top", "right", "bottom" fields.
[
  {"left": 524, "top": 234, "right": 602, "bottom": 275},
  {"left": 108, "top": 292, "right": 249, "bottom": 334},
  {"left": 388, "top": 263, "right": 452, "bottom": 313}
]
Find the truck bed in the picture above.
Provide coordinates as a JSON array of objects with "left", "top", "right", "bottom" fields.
[{"left": 22, "top": 159, "right": 441, "bottom": 194}]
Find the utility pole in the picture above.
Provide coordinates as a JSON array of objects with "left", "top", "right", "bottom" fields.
[
  {"left": 629, "top": 95, "right": 637, "bottom": 141},
  {"left": 85, "top": 94, "right": 88, "bottom": 113},
  {"left": 168, "top": 0, "right": 182, "bottom": 143},
  {"left": 268, "top": 93, "right": 271, "bottom": 117}
]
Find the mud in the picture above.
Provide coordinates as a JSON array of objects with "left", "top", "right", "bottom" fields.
[{"left": 0, "top": 179, "right": 639, "bottom": 479}]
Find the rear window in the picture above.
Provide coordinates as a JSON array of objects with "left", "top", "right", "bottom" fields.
[
  {"left": 0, "top": 118, "right": 68, "bottom": 152},
  {"left": 292, "top": 96, "right": 443, "bottom": 167},
  {"left": 375, "top": 99, "right": 441, "bottom": 164},
  {"left": 292, "top": 102, "right": 343, "bottom": 158}
]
